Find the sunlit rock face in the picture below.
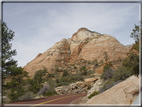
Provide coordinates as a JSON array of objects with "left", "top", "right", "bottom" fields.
[
  {"left": 23, "top": 27, "right": 130, "bottom": 76},
  {"left": 24, "top": 38, "right": 71, "bottom": 76},
  {"left": 78, "top": 34, "right": 129, "bottom": 62},
  {"left": 86, "top": 75, "right": 139, "bottom": 105},
  {"left": 71, "top": 28, "right": 102, "bottom": 42}
]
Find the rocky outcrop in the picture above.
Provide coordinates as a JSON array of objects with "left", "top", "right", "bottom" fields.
[
  {"left": 78, "top": 34, "right": 129, "bottom": 62},
  {"left": 55, "top": 81, "right": 89, "bottom": 95},
  {"left": 70, "top": 38, "right": 93, "bottom": 62},
  {"left": 24, "top": 38, "right": 71, "bottom": 76},
  {"left": 24, "top": 28, "right": 130, "bottom": 76},
  {"left": 85, "top": 75, "right": 139, "bottom": 105},
  {"left": 71, "top": 28, "right": 102, "bottom": 42},
  {"left": 87, "top": 79, "right": 105, "bottom": 97}
]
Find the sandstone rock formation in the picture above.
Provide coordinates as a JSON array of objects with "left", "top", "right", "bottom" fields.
[
  {"left": 55, "top": 81, "right": 89, "bottom": 95},
  {"left": 23, "top": 28, "right": 131, "bottom": 76},
  {"left": 24, "top": 38, "right": 71, "bottom": 76},
  {"left": 87, "top": 79, "right": 105, "bottom": 97},
  {"left": 77, "top": 34, "right": 129, "bottom": 62},
  {"left": 85, "top": 75, "right": 139, "bottom": 105}
]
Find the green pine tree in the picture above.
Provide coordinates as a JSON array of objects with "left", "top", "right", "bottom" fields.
[
  {"left": 5, "top": 66, "right": 28, "bottom": 102},
  {"left": 28, "top": 69, "right": 47, "bottom": 94},
  {"left": 2, "top": 22, "right": 17, "bottom": 78},
  {"left": 2, "top": 22, "right": 29, "bottom": 103}
]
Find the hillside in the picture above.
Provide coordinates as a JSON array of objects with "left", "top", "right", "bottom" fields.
[{"left": 23, "top": 28, "right": 130, "bottom": 76}]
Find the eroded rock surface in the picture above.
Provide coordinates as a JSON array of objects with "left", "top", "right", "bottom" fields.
[
  {"left": 55, "top": 81, "right": 89, "bottom": 95},
  {"left": 23, "top": 28, "right": 130, "bottom": 76},
  {"left": 86, "top": 75, "right": 139, "bottom": 105}
]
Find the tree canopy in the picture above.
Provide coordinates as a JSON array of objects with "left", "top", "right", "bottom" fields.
[{"left": 2, "top": 22, "right": 17, "bottom": 78}]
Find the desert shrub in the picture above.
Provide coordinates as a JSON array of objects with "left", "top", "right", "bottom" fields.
[
  {"left": 43, "top": 89, "right": 57, "bottom": 97},
  {"left": 74, "top": 66, "right": 77, "bottom": 69},
  {"left": 80, "top": 66, "right": 87, "bottom": 75},
  {"left": 88, "top": 61, "right": 91, "bottom": 64},
  {"left": 103, "top": 63, "right": 111, "bottom": 72},
  {"left": 87, "top": 70, "right": 94, "bottom": 75},
  {"left": 133, "top": 43, "right": 139, "bottom": 51},
  {"left": 101, "top": 69, "right": 114, "bottom": 80},
  {"left": 81, "top": 70, "right": 87, "bottom": 75},
  {"left": 18, "top": 91, "right": 35, "bottom": 101},
  {"left": 94, "top": 59, "right": 98, "bottom": 66},
  {"left": 122, "top": 52, "right": 139, "bottom": 76},
  {"left": 80, "top": 66, "right": 86, "bottom": 71},
  {"left": 88, "top": 91, "right": 99, "bottom": 99},
  {"left": 27, "top": 69, "right": 47, "bottom": 94},
  {"left": 56, "top": 73, "right": 84, "bottom": 87},
  {"left": 62, "top": 70, "right": 68, "bottom": 77},
  {"left": 38, "top": 84, "right": 50, "bottom": 96},
  {"left": 103, "top": 52, "right": 109, "bottom": 63},
  {"left": 112, "top": 66, "right": 133, "bottom": 81},
  {"left": 112, "top": 52, "right": 139, "bottom": 82},
  {"left": 101, "top": 63, "right": 113, "bottom": 80},
  {"left": 47, "top": 73, "right": 55, "bottom": 78},
  {"left": 87, "top": 84, "right": 91, "bottom": 89},
  {"left": 56, "top": 79, "right": 60, "bottom": 83},
  {"left": 57, "top": 82, "right": 69, "bottom": 86}
]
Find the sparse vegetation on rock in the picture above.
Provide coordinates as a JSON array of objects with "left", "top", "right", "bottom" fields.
[{"left": 88, "top": 91, "right": 99, "bottom": 99}]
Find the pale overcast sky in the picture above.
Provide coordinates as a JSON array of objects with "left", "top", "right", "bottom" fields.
[{"left": 2, "top": 1, "right": 140, "bottom": 67}]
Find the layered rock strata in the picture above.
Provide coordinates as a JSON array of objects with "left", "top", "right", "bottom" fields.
[{"left": 24, "top": 28, "right": 130, "bottom": 76}]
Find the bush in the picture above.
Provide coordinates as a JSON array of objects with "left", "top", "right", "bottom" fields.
[
  {"left": 103, "top": 63, "right": 111, "bottom": 72},
  {"left": 28, "top": 69, "right": 47, "bottom": 94},
  {"left": 94, "top": 59, "right": 98, "bottom": 66},
  {"left": 56, "top": 73, "right": 84, "bottom": 87},
  {"left": 81, "top": 70, "right": 87, "bottom": 75},
  {"left": 87, "top": 84, "right": 91, "bottom": 89},
  {"left": 87, "top": 70, "right": 94, "bottom": 75},
  {"left": 74, "top": 66, "right": 77, "bottom": 69},
  {"left": 112, "top": 66, "right": 133, "bottom": 81},
  {"left": 62, "top": 70, "right": 68, "bottom": 77},
  {"left": 43, "top": 89, "right": 57, "bottom": 97},
  {"left": 47, "top": 73, "right": 55, "bottom": 78},
  {"left": 80, "top": 66, "right": 87, "bottom": 75},
  {"left": 18, "top": 92, "right": 35, "bottom": 101},
  {"left": 88, "top": 91, "right": 99, "bottom": 99},
  {"left": 122, "top": 52, "right": 139, "bottom": 76},
  {"left": 88, "top": 61, "right": 91, "bottom": 64},
  {"left": 101, "top": 69, "right": 114, "bottom": 80}
]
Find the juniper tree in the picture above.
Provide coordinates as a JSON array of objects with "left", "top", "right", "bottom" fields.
[
  {"left": 2, "top": 22, "right": 29, "bottom": 102},
  {"left": 2, "top": 22, "right": 17, "bottom": 78}
]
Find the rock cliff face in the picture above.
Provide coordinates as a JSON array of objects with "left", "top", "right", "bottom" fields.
[
  {"left": 24, "top": 38, "right": 71, "bottom": 76},
  {"left": 23, "top": 28, "right": 130, "bottom": 76},
  {"left": 85, "top": 75, "right": 139, "bottom": 105}
]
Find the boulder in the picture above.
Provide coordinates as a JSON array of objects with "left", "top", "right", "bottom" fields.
[
  {"left": 55, "top": 81, "right": 89, "bottom": 95},
  {"left": 86, "top": 75, "right": 139, "bottom": 105}
]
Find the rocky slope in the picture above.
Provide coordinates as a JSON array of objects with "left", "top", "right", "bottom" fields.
[
  {"left": 85, "top": 75, "right": 139, "bottom": 105},
  {"left": 23, "top": 28, "right": 130, "bottom": 76}
]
